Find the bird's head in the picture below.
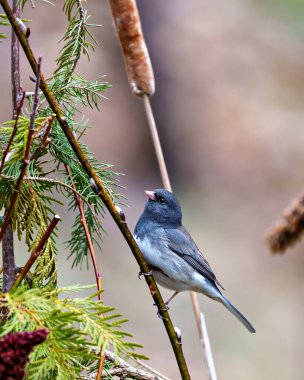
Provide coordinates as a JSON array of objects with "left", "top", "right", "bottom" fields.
[{"left": 143, "top": 188, "right": 182, "bottom": 227}]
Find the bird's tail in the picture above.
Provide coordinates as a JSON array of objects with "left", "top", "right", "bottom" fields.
[{"left": 219, "top": 295, "right": 256, "bottom": 333}]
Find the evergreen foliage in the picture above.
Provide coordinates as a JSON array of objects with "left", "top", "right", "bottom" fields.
[{"left": 0, "top": 285, "right": 146, "bottom": 379}]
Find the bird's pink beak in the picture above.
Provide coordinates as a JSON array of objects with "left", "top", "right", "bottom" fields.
[{"left": 145, "top": 190, "right": 156, "bottom": 201}]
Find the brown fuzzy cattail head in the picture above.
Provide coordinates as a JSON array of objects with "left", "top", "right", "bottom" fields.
[
  {"left": 108, "top": 0, "right": 155, "bottom": 97},
  {"left": 266, "top": 192, "right": 304, "bottom": 253}
]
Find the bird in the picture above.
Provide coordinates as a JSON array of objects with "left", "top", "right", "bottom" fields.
[{"left": 134, "top": 188, "right": 255, "bottom": 333}]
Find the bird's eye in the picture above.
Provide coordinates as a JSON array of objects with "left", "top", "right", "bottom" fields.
[{"left": 159, "top": 197, "right": 165, "bottom": 204}]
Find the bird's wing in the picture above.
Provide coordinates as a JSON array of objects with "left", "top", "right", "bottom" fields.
[{"left": 165, "top": 226, "right": 224, "bottom": 290}]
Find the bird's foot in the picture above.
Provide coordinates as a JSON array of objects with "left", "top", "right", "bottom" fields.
[
  {"left": 138, "top": 268, "right": 154, "bottom": 279},
  {"left": 156, "top": 305, "right": 169, "bottom": 319}
]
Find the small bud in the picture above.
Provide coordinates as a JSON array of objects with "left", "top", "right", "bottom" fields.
[
  {"left": 16, "top": 17, "right": 27, "bottom": 35},
  {"left": 29, "top": 75, "right": 36, "bottom": 83},
  {"left": 115, "top": 205, "right": 126, "bottom": 222},
  {"left": 90, "top": 178, "right": 98, "bottom": 194},
  {"left": 174, "top": 326, "right": 182, "bottom": 344}
]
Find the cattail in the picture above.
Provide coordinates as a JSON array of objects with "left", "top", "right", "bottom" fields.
[
  {"left": 266, "top": 191, "right": 304, "bottom": 253},
  {"left": 108, "top": 0, "right": 155, "bottom": 97}
]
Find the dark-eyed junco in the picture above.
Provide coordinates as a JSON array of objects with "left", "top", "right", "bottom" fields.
[{"left": 134, "top": 189, "right": 255, "bottom": 333}]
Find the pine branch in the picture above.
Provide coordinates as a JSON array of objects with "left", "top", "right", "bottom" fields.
[{"left": 0, "top": 2, "right": 191, "bottom": 378}]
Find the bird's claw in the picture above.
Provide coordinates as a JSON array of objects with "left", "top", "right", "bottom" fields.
[
  {"left": 156, "top": 305, "right": 169, "bottom": 319},
  {"left": 138, "top": 269, "right": 154, "bottom": 279}
]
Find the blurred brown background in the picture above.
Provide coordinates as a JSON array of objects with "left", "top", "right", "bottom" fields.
[{"left": 1, "top": 0, "right": 304, "bottom": 378}]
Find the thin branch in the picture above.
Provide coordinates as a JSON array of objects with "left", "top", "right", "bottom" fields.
[
  {"left": 0, "top": 3, "right": 190, "bottom": 378},
  {"left": 191, "top": 294, "right": 217, "bottom": 380},
  {"left": 134, "top": 360, "right": 172, "bottom": 380},
  {"left": 0, "top": 91, "right": 25, "bottom": 175},
  {"left": 69, "top": 0, "right": 84, "bottom": 77},
  {"left": 96, "top": 352, "right": 106, "bottom": 380},
  {"left": 83, "top": 350, "right": 172, "bottom": 380},
  {"left": 0, "top": 57, "right": 42, "bottom": 242},
  {"left": 30, "top": 114, "right": 55, "bottom": 161},
  {"left": 65, "top": 163, "right": 103, "bottom": 301},
  {"left": 142, "top": 96, "right": 171, "bottom": 191},
  {"left": 11, "top": 0, "right": 20, "bottom": 115},
  {"left": 10, "top": 215, "right": 61, "bottom": 291},
  {"left": 2, "top": 0, "right": 21, "bottom": 293}
]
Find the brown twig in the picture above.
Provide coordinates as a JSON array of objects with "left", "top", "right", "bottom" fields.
[
  {"left": 83, "top": 350, "right": 171, "bottom": 380},
  {"left": 1, "top": 0, "right": 21, "bottom": 293},
  {"left": 30, "top": 114, "right": 55, "bottom": 161},
  {"left": 0, "top": 92, "right": 25, "bottom": 175},
  {"left": 266, "top": 191, "right": 304, "bottom": 253},
  {"left": 10, "top": 215, "right": 60, "bottom": 291},
  {"left": 11, "top": 0, "right": 21, "bottom": 115},
  {"left": 0, "top": 57, "right": 42, "bottom": 242},
  {"left": 96, "top": 352, "right": 106, "bottom": 380},
  {"left": 65, "top": 164, "right": 103, "bottom": 301},
  {"left": 0, "top": 2, "right": 191, "bottom": 378},
  {"left": 66, "top": 163, "right": 106, "bottom": 379}
]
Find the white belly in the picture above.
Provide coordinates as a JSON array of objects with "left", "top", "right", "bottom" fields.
[{"left": 134, "top": 234, "right": 222, "bottom": 298}]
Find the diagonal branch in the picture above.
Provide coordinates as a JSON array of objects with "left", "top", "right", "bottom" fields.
[{"left": 0, "top": 1, "right": 191, "bottom": 378}]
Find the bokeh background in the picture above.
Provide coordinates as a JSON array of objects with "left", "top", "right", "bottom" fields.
[{"left": 1, "top": 0, "right": 304, "bottom": 378}]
